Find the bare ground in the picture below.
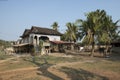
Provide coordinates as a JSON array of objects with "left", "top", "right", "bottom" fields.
[{"left": 0, "top": 53, "right": 120, "bottom": 80}]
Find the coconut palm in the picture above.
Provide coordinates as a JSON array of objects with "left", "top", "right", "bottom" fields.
[
  {"left": 76, "top": 9, "right": 119, "bottom": 57},
  {"left": 98, "top": 16, "right": 120, "bottom": 56},
  {"left": 76, "top": 9, "right": 108, "bottom": 57},
  {"left": 63, "top": 22, "right": 79, "bottom": 50},
  {"left": 51, "top": 22, "right": 59, "bottom": 31},
  {"left": 65, "top": 22, "right": 79, "bottom": 42}
]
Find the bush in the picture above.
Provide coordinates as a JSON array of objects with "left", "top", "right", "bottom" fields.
[{"left": 0, "top": 50, "right": 13, "bottom": 60}]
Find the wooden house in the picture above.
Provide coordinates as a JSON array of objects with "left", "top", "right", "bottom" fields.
[{"left": 13, "top": 26, "right": 63, "bottom": 55}]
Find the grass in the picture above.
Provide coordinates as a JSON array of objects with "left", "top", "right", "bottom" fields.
[
  {"left": 0, "top": 55, "right": 82, "bottom": 71},
  {"left": 0, "top": 58, "right": 37, "bottom": 71},
  {"left": 22, "top": 55, "right": 83, "bottom": 65},
  {"left": 41, "top": 55, "right": 82, "bottom": 64},
  {"left": 0, "top": 54, "right": 12, "bottom": 60},
  {"left": 22, "top": 77, "right": 41, "bottom": 80},
  {"left": 0, "top": 53, "right": 120, "bottom": 73},
  {"left": 60, "top": 67, "right": 108, "bottom": 80},
  {"left": 0, "top": 51, "right": 12, "bottom": 60},
  {"left": 0, "top": 52, "right": 120, "bottom": 80},
  {"left": 79, "top": 60, "right": 120, "bottom": 73}
]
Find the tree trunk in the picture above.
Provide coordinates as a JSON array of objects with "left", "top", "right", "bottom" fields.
[
  {"left": 104, "top": 43, "right": 109, "bottom": 57},
  {"left": 71, "top": 44, "right": 74, "bottom": 50},
  {"left": 90, "top": 34, "right": 95, "bottom": 57},
  {"left": 90, "top": 42, "right": 95, "bottom": 57}
]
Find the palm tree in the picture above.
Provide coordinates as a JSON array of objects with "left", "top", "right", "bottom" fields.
[
  {"left": 51, "top": 22, "right": 59, "bottom": 31},
  {"left": 98, "top": 16, "right": 120, "bottom": 56},
  {"left": 63, "top": 22, "right": 79, "bottom": 50},
  {"left": 76, "top": 9, "right": 108, "bottom": 57},
  {"left": 65, "top": 22, "right": 79, "bottom": 42},
  {"left": 76, "top": 9, "right": 119, "bottom": 57}
]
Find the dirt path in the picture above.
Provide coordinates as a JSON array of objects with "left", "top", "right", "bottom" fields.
[
  {"left": 0, "top": 55, "right": 104, "bottom": 80},
  {"left": 0, "top": 59, "right": 88, "bottom": 80},
  {"left": 0, "top": 54, "right": 119, "bottom": 80},
  {"left": 47, "top": 59, "right": 120, "bottom": 80},
  {"left": 0, "top": 57, "right": 15, "bottom": 63},
  {"left": 0, "top": 67, "right": 39, "bottom": 74},
  {"left": 0, "top": 66, "right": 46, "bottom": 80},
  {"left": 47, "top": 61, "right": 84, "bottom": 80},
  {"left": 0, "top": 54, "right": 22, "bottom": 64}
]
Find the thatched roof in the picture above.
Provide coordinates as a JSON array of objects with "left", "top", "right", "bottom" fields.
[{"left": 21, "top": 26, "right": 62, "bottom": 38}]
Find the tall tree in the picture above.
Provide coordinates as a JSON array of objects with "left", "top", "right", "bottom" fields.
[
  {"left": 76, "top": 9, "right": 119, "bottom": 57},
  {"left": 98, "top": 16, "right": 119, "bottom": 56},
  {"left": 63, "top": 22, "right": 79, "bottom": 50},
  {"left": 76, "top": 9, "right": 109, "bottom": 57},
  {"left": 65, "top": 22, "right": 78, "bottom": 42},
  {"left": 51, "top": 22, "right": 59, "bottom": 31}
]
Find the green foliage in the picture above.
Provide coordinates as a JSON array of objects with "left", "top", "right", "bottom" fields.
[
  {"left": 0, "top": 39, "right": 11, "bottom": 48},
  {"left": 0, "top": 39, "right": 12, "bottom": 57},
  {"left": 31, "top": 47, "right": 36, "bottom": 56},
  {"left": 51, "top": 22, "right": 59, "bottom": 31},
  {"left": 0, "top": 52, "right": 12, "bottom": 60},
  {"left": 75, "top": 9, "right": 119, "bottom": 56},
  {"left": 63, "top": 22, "right": 79, "bottom": 42}
]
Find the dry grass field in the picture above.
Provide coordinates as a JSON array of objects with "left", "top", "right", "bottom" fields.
[{"left": 0, "top": 52, "right": 120, "bottom": 80}]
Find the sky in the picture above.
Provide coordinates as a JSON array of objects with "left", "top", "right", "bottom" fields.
[{"left": 0, "top": 0, "right": 120, "bottom": 41}]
